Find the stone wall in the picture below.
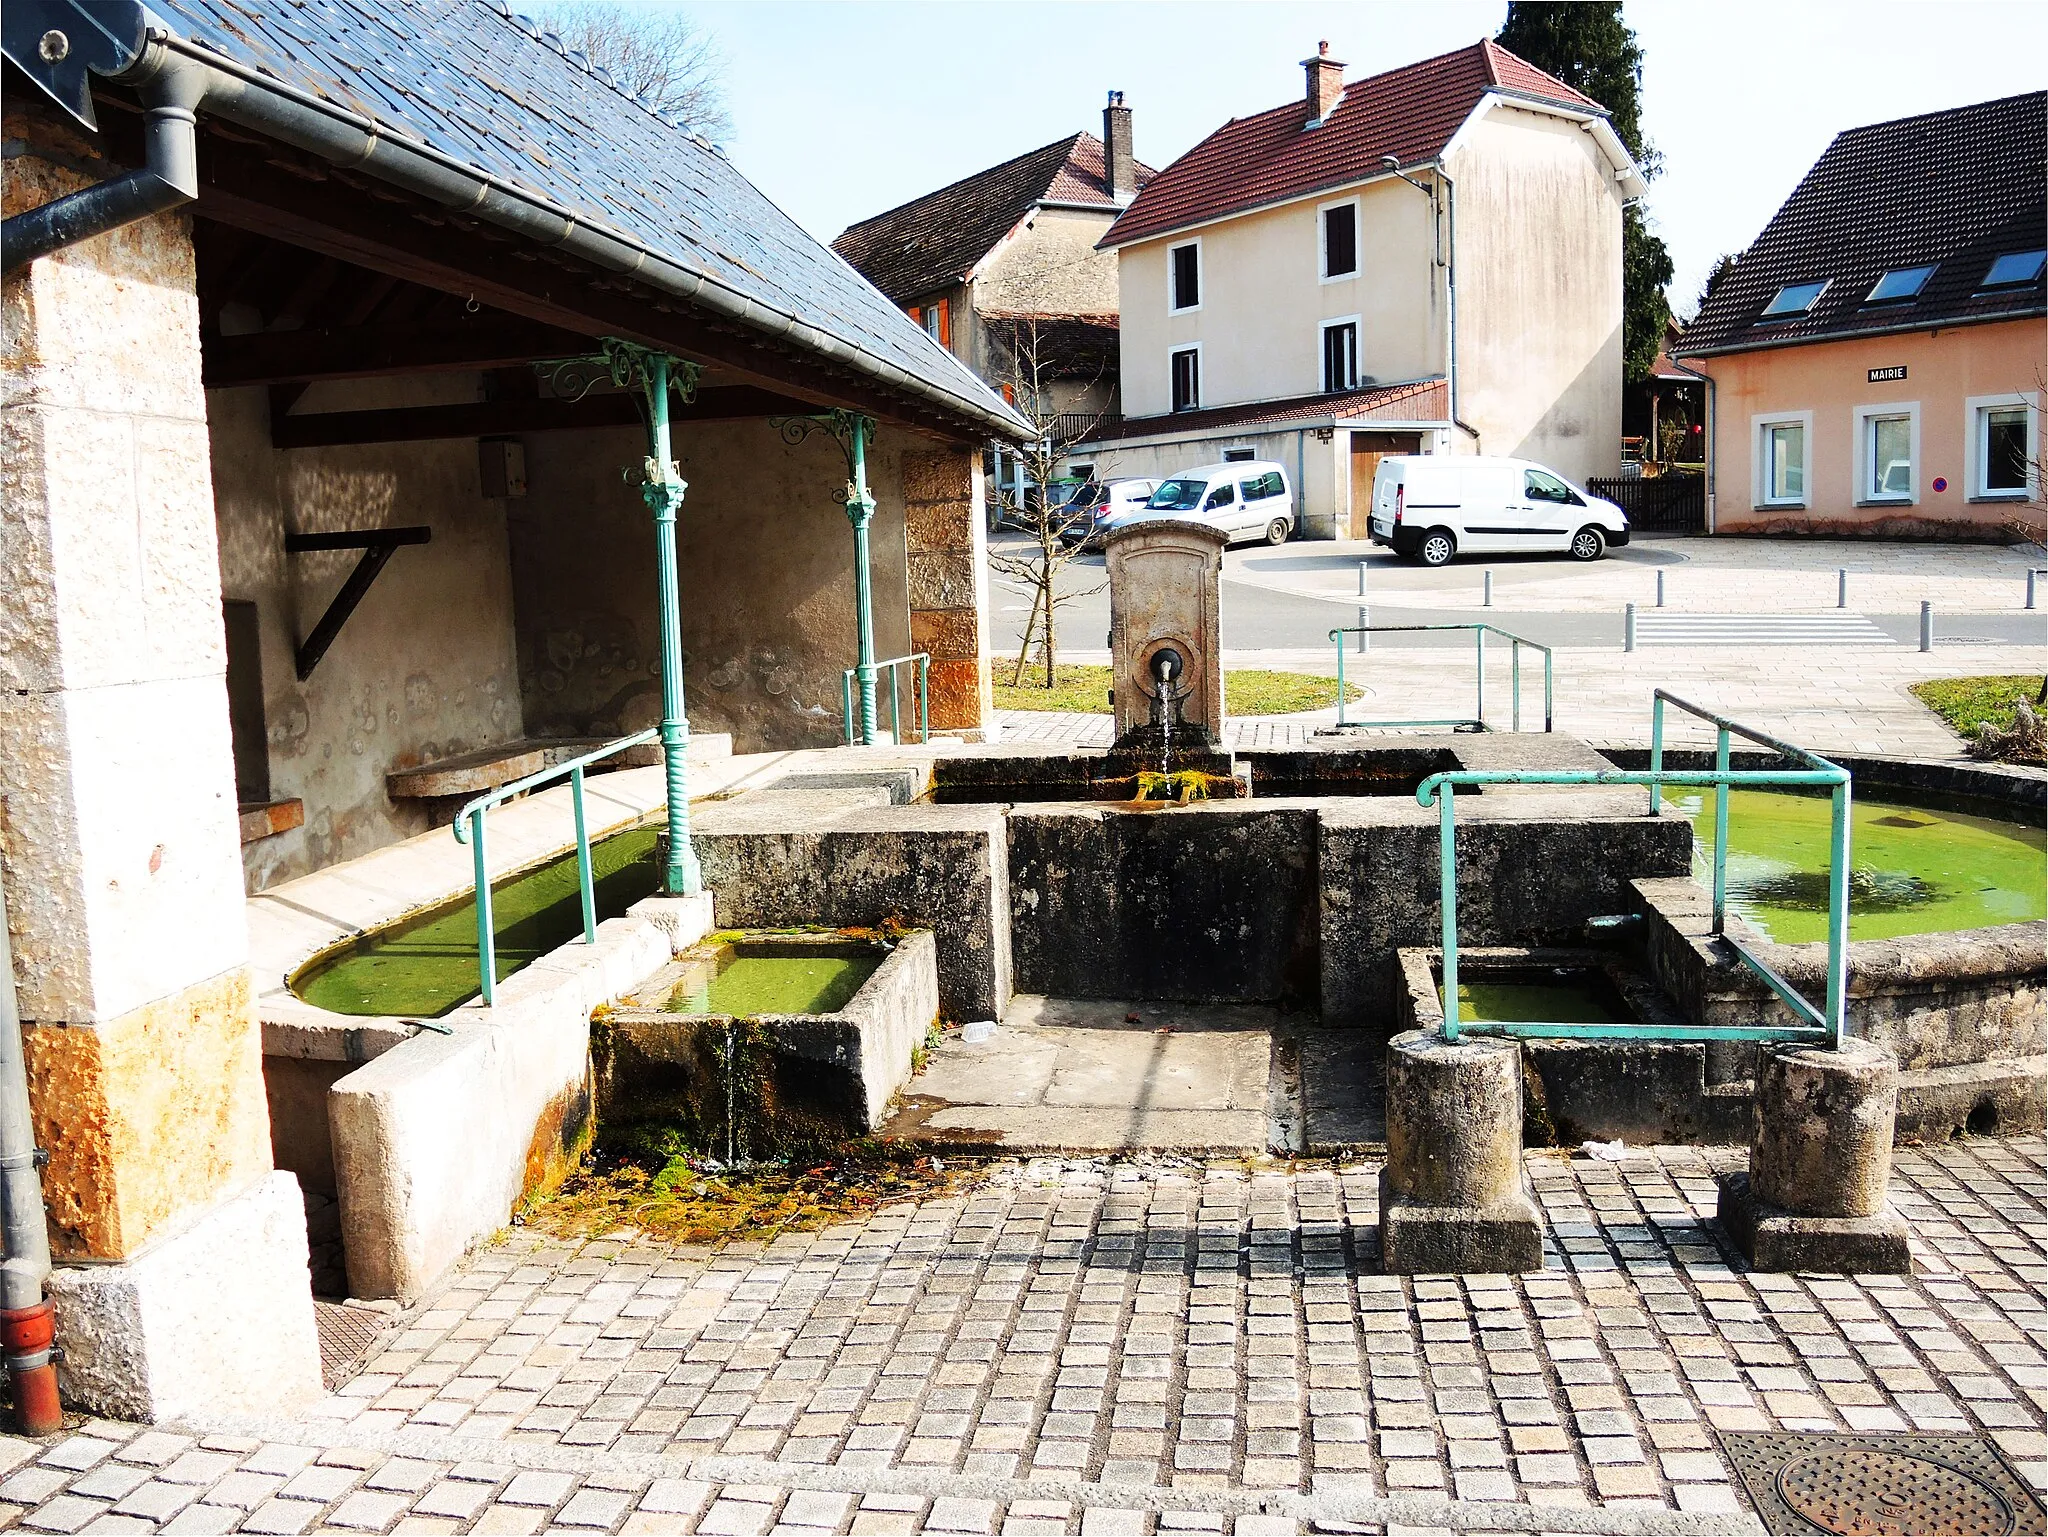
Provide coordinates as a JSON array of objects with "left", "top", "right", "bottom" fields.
[
  {"left": 511, "top": 419, "right": 923, "bottom": 752},
  {"left": 210, "top": 379, "right": 526, "bottom": 890},
  {"left": 903, "top": 447, "right": 993, "bottom": 733}
]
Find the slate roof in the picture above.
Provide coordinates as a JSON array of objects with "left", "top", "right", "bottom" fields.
[
  {"left": 135, "top": 0, "right": 1028, "bottom": 437},
  {"left": 1082, "top": 379, "right": 1448, "bottom": 443},
  {"left": 1678, "top": 92, "right": 2046, "bottom": 357},
  {"left": 833, "top": 133, "right": 1154, "bottom": 306},
  {"left": 1100, "top": 41, "right": 1606, "bottom": 249}
]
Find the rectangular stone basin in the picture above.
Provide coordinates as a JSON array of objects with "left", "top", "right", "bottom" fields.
[{"left": 594, "top": 930, "right": 940, "bottom": 1152}]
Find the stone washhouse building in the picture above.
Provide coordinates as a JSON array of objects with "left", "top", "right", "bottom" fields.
[
  {"left": 1081, "top": 40, "right": 1647, "bottom": 540},
  {"left": 0, "top": 0, "right": 1025, "bottom": 1420},
  {"left": 1675, "top": 91, "right": 2045, "bottom": 538}
]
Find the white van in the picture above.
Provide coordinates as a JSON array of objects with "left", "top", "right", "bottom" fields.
[
  {"left": 1123, "top": 460, "right": 1295, "bottom": 546},
  {"left": 1369, "top": 456, "right": 1629, "bottom": 566}
]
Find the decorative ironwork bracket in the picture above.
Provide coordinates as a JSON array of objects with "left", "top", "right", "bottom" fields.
[{"left": 769, "top": 410, "right": 877, "bottom": 523}]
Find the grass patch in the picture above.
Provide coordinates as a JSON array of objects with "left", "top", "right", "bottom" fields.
[
  {"left": 1910, "top": 674, "right": 2046, "bottom": 760},
  {"left": 995, "top": 663, "right": 1360, "bottom": 716},
  {"left": 523, "top": 1127, "right": 979, "bottom": 1245}
]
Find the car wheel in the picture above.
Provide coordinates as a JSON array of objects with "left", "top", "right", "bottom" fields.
[
  {"left": 1265, "top": 518, "right": 1289, "bottom": 546},
  {"left": 1570, "top": 525, "right": 1606, "bottom": 562},
  {"left": 1418, "top": 528, "right": 1456, "bottom": 567}
]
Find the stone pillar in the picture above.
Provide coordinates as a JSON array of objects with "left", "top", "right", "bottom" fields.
[
  {"left": 1, "top": 133, "right": 321, "bottom": 1418},
  {"left": 1105, "top": 520, "right": 1226, "bottom": 747},
  {"left": 904, "top": 446, "right": 994, "bottom": 738},
  {"left": 1380, "top": 1030, "right": 1543, "bottom": 1273},
  {"left": 1717, "top": 1040, "right": 1910, "bottom": 1273}
]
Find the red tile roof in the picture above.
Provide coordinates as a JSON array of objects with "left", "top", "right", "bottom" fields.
[
  {"left": 1083, "top": 379, "right": 1447, "bottom": 442},
  {"left": 833, "top": 133, "right": 1154, "bottom": 306},
  {"left": 1100, "top": 41, "right": 1603, "bottom": 249}
]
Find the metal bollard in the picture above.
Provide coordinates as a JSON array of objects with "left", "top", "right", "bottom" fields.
[
  {"left": 2029, "top": 568, "right": 2040, "bottom": 610},
  {"left": 1624, "top": 602, "right": 1637, "bottom": 653},
  {"left": 1838, "top": 568, "right": 1848, "bottom": 609},
  {"left": 1655, "top": 569, "right": 1665, "bottom": 608},
  {"left": 1919, "top": 600, "right": 1933, "bottom": 652},
  {"left": 1357, "top": 563, "right": 1368, "bottom": 653},
  {"left": 1483, "top": 570, "right": 1493, "bottom": 608}
]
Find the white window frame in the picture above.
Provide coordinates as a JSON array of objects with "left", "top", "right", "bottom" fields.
[
  {"left": 1964, "top": 392, "right": 2039, "bottom": 502},
  {"left": 1167, "top": 238, "right": 1203, "bottom": 315},
  {"left": 1320, "top": 315, "right": 1361, "bottom": 393},
  {"left": 1753, "top": 410, "right": 1813, "bottom": 509},
  {"left": 1853, "top": 401, "right": 1920, "bottom": 506},
  {"left": 1169, "top": 343, "right": 1203, "bottom": 412},
  {"left": 1318, "top": 196, "right": 1361, "bottom": 284}
]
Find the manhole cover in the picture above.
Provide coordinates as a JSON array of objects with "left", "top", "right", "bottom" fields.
[{"left": 1722, "top": 1431, "right": 2045, "bottom": 1537}]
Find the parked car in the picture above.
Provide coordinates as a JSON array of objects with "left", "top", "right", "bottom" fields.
[
  {"left": 1056, "top": 478, "right": 1160, "bottom": 550},
  {"left": 1116, "top": 461, "right": 1296, "bottom": 547},
  {"left": 1368, "top": 455, "right": 1629, "bottom": 566}
]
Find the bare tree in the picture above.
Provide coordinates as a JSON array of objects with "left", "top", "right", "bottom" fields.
[
  {"left": 982, "top": 312, "right": 1117, "bottom": 690},
  {"left": 531, "top": 4, "right": 732, "bottom": 142}
]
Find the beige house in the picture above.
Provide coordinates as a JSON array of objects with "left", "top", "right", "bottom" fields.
[
  {"left": 1675, "top": 92, "right": 2044, "bottom": 538},
  {"left": 1086, "top": 41, "right": 1646, "bottom": 538},
  {"left": 833, "top": 98, "right": 1154, "bottom": 501}
]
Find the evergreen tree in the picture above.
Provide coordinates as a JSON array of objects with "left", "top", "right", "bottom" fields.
[{"left": 1496, "top": 2, "right": 1672, "bottom": 384}]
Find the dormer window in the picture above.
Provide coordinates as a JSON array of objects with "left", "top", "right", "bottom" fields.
[
  {"left": 1759, "top": 280, "right": 1828, "bottom": 320},
  {"left": 1980, "top": 250, "right": 2045, "bottom": 290},
  {"left": 1864, "top": 265, "right": 1935, "bottom": 304}
]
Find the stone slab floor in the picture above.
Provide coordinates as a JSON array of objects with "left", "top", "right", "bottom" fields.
[{"left": 3, "top": 1140, "right": 2043, "bottom": 1535}]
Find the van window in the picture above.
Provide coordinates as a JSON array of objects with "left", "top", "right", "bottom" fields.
[
  {"left": 1204, "top": 484, "right": 1235, "bottom": 510},
  {"left": 1524, "top": 469, "right": 1583, "bottom": 505},
  {"left": 1149, "top": 478, "right": 1208, "bottom": 511},
  {"left": 1241, "top": 471, "right": 1285, "bottom": 502}
]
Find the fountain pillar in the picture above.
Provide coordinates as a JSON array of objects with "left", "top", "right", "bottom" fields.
[{"left": 1104, "top": 520, "right": 1227, "bottom": 752}]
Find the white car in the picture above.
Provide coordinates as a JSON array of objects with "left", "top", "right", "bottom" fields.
[
  {"left": 1369, "top": 455, "right": 1629, "bottom": 566},
  {"left": 1120, "top": 460, "right": 1296, "bottom": 547},
  {"left": 1057, "top": 478, "right": 1161, "bottom": 550}
]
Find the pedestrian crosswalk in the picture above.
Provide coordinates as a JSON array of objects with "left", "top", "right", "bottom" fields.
[{"left": 1632, "top": 612, "right": 1894, "bottom": 646}]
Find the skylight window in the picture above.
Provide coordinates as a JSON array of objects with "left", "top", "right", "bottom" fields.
[
  {"left": 1864, "top": 265, "right": 1936, "bottom": 304},
  {"left": 1980, "top": 250, "right": 2046, "bottom": 289},
  {"left": 1760, "top": 280, "right": 1828, "bottom": 320}
]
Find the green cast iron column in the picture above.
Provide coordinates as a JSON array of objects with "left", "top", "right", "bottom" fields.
[
  {"left": 643, "top": 352, "right": 703, "bottom": 896},
  {"left": 846, "top": 416, "right": 879, "bottom": 746}
]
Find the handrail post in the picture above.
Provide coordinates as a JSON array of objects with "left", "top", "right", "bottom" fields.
[
  {"left": 919, "top": 653, "right": 930, "bottom": 743},
  {"left": 1649, "top": 694, "right": 1665, "bottom": 816},
  {"left": 1510, "top": 638, "right": 1522, "bottom": 733},
  {"left": 1333, "top": 632, "right": 1349, "bottom": 728},
  {"left": 1827, "top": 778, "right": 1851, "bottom": 1047},
  {"left": 572, "top": 764, "right": 596, "bottom": 945},
  {"left": 1543, "top": 649, "right": 1553, "bottom": 733},
  {"left": 1439, "top": 784, "right": 1460, "bottom": 1041},
  {"left": 890, "top": 663, "right": 902, "bottom": 745},
  {"left": 1474, "top": 626, "right": 1485, "bottom": 727},
  {"left": 1711, "top": 728, "right": 1730, "bottom": 934},
  {"left": 843, "top": 671, "right": 855, "bottom": 746},
  {"left": 471, "top": 807, "right": 496, "bottom": 1006}
]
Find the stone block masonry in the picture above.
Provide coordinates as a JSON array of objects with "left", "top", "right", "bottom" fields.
[
  {"left": 903, "top": 447, "right": 994, "bottom": 734},
  {"left": 2, "top": 123, "right": 319, "bottom": 1414}
]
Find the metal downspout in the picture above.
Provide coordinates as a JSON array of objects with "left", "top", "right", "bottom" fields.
[
  {"left": 1, "top": 43, "right": 204, "bottom": 273},
  {"left": 643, "top": 355, "right": 704, "bottom": 897},
  {"left": 0, "top": 865, "right": 61, "bottom": 1435},
  {"left": 1668, "top": 357, "right": 1717, "bottom": 532},
  {"left": 1440, "top": 168, "right": 1479, "bottom": 448}
]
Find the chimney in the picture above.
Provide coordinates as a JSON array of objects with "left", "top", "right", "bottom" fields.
[
  {"left": 1103, "top": 90, "right": 1135, "bottom": 204},
  {"left": 1302, "top": 41, "right": 1345, "bottom": 125}
]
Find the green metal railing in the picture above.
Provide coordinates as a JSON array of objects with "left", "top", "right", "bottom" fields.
[
  {"left": 1419, "top": 689, "right": 1850, "bottom": 1048},
  {"left": 1327, "top": 623, "right": 1554, "bottom": 732},
  {"left": 452, "top": 728, "right": 658, "bottom": 1007},
  {"left": 843, "top": 653, "right": 930, "bottom": 746}
]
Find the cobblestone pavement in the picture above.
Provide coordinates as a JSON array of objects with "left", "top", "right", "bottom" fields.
[
  {"left": 4, "top": 1141, "right": 2043, "bottom": 1535},
  {"left": 998, "top": 637, "right": 2044, "bottom": 758}
]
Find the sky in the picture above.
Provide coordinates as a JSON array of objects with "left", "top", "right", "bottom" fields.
[{"left": 633, "top": 0, "right": 2048, "bottom": 316}]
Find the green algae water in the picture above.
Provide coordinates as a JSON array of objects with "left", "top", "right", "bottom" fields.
[
  {"left": 1443, "top": 978, "right": 1628, "bottom": 1024},
  {"left": 667, "top": 950, "right": 880, "bottom": 1017},
  {"left": 294, "top": 825, "right": 663, "bottom": 1017},
  {"left": 1665, "top": 790, "right": 2046, "bottom": 944}
]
